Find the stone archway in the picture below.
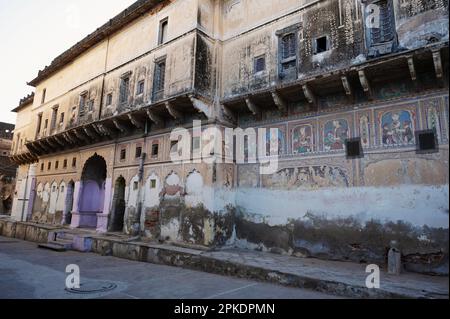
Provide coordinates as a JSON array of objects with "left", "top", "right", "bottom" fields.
[
  {"left": 110, "top": 176, "right": 126, "bottom": 232},
  {"left": 75, "top": 154, "right": 107, "bottom": 228}
]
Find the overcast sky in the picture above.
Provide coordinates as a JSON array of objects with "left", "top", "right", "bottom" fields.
[{"left": 0, "top": 0, "right": 136, "bottom": 125}]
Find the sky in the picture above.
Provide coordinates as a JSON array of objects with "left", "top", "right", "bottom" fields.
[{"left": 0, "top": 0, "right": 136, "bottom": 125}]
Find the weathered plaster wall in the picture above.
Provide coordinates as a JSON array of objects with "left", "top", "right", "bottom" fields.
[
  {"left": 11, "top": 0, "right": 450, "bottom": 275},
  {"left": 394, "top": 0, "right": 449, "bottom": 49},
  {"left": 231, "top": 92, "right": 449, "bottom": 274}
]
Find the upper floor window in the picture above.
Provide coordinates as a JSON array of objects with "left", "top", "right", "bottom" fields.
[
  {"left": 135, "top": 146, "right": 142, "bottom": 158},
  {"left": 36, "top": 113, "right": 43, "bottom": 137},
  {"left": 88, "top": 100, "right": 94, "bottom": 112},
  {"left": 119, "top": 76, "right": 130, "bottom": 104},
  {"left": 254, "top": 55, "right": 266, "bottom": 74},
  {"left": 44, "top": 119, "right": 48, "bottom": 130},
  {"left": 158, "top": 18, "right": 169, "bottom": 45},
  {"left": 79, "top": 93, "right": 87, "bottom": 117},
  {"left": 314, "top": 36, "right": 330, "bottom": 54},
  {"left": 72, "top": 157, "right": 77, "bottom": 168},
  {"left": 281, "top": 34, "right": 296, "bottom": 60},
  {"left": 60, "top": 112, "right": 65, "bottom": 125},
  {"left": 120, "top": 148, "right": 127, "bottom": 161},
  {"left": 106, "top": 93, "right": 113, "bottom": 106},
  {"left": 151, "top": 143, "right": 159, "bottom": 158},
  {"left": 63, "top": 159, "right": 68, "bottom": 169},
  {"left": 276, "top": 25, "right": 300, "bottom": 80},
  {"left": 50, "top": 106, "right": 58, "bottom": 131},
  {"left": 370, "top": 0, "right": 395, "bottom": 44},
  {"left": 365, "top": 0, "right": 397, "bottom": 57},
  {"left": 153, "top": 58, "right": 166, "bottom": 101},
  {"left": 137, "top": 80, "right": 145, "bottom": 95},
  {"left": 41, "top": 89, "right": 46, "bottom": 104}
]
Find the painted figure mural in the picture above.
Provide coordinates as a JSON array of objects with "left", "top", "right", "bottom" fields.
[
  {"left": 292, "top": 125, "right": 313, "bottom": 154},
  {"left": 381, "top": 111, "right": 415, "bottom": 145},
  {"left": 266, "top": 128, "right": 285, "bottom": 155},
  {"left": 359, "top": 116, "right": 370, "bottom": 148},
  {"left": 324, "top": 119, "right": 349, "bottom": 151},
  {"left": 266, "top": 166, "right": 349, "bottom": 190},
  {"left": 426, "top": 104, "right": 442, "bottom": 140}
]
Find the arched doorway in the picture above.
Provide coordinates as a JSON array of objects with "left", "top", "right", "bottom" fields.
[
  {"left": 64, "top": 181, "right": 75, "bottom": 225},
  {"left": 110, "top": 176, "right": 126, "bottom": 232},
  {"left": 78, "top": 154, "right": 107, "bottom": 228}
]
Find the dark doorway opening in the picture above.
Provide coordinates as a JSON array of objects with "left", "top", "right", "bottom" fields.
[{"left": 110, "top": 176, "right": 126, "bottom": 232}]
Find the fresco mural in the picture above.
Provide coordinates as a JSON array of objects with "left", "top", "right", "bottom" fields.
[
  {"left": 264, "top": 166, "right": 349, "bottom": 190},
  {"left": 381, "top": 110, "right": 415, "bottom": 146},
  {"left": 359, "top": 115, "right": 370, "bottom": 148},
  {"left": 424, "top": 100, "right": 442, "bottom": 140},
  {"left": 292, "top": 125, "right": 314, "bottom": 154},
  {"left": 265, "top": 127, "right": 285, "bottom": 155},
  {"left": 324, "top": 119, "right": 349, "bottom": 151}
]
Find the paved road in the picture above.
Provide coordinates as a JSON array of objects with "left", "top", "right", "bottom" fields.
[{"left": 0, "top": 236, "right": 340, "bottom": 299}]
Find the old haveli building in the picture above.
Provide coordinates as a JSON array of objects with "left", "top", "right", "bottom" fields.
[
  {"left": 0, "top": 122, "right": 16, "bottom": 215},
  {"left": 9, "top": 0, "right": 449, "bottom": 274}
]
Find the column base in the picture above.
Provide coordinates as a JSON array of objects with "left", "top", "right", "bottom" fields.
[
  {"left": 70, "top": 211, "right": 98, "bottom": 229},
  {"left": 96, "top": 213, "right": 109, "bottom": 233}
]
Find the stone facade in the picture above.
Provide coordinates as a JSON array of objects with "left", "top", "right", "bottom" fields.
[{"left": 10, "top": 0, "right": 449, "bottom": 274}]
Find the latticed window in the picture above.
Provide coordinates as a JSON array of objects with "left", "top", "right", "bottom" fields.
[
  {"left": 279, "top": 32, "right": 298, "bottom": 78},
  {"left": 79, "top": 94, "right": 87, "bottom": 117},
  {"left": 50, "top": 106, "right": 58, "bottom": 130},
  {"left": 119, "top": 77, "right": 130, "bottom": 104},
  {"left": 254, "top": 55, "right": 266, "bottom": 73},
  {"left": 281, "top": 34, "right": 296, "bottom": 60},
  {"left": 370, "top": 0, "right": 395, "bottom": 44},
  {"left": 153, "top": 59, "right": 166, "bottom": 100}
]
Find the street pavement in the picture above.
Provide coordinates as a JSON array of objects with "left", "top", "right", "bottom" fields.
[{"left": 0, "top": 236, "right": 341, "bottom": 299}]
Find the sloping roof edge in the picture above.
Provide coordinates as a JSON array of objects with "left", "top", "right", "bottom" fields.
[
  {"left": 28, "top": 0, "right": 167, "bottom": 87},
  {"left": 12, "top": 92, "right": 35, "bottom": 113}
]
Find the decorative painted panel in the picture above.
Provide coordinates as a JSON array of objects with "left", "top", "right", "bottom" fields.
[
  {"left": 356, "top": 110, "right": 373, "bottom": 148},
  {"left": 290, "top": 122, "right": 316, "bottom": 154},
  {"left": 321, "top": 118, "right": 351, "bottom": 152},
  {"left": 375, "top": 103, "right": 418, "bottom": 147}
]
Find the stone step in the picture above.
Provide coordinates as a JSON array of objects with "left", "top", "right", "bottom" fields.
[
  {"left": 56, "top": 232, "right": 76, "bottom": 241},
  {"left": 53, "top": 238, "right": 73, "bottom": 249},
  {"left": 38, "top": 243, "right": 67, "bottom": 252}
]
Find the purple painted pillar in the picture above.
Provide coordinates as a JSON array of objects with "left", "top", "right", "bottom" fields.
[
  {"left": 97, "top": 177, "right": 112, "bottom": 233},
  {"left": 70, "top": 181, "right": 82, "bottom": 229}
]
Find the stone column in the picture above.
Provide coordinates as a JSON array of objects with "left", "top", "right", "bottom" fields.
[
  {"left": 70, "top": 181, "right": 82, "bottom": 229},
  {"left": 62, "top": 183, "right": 74, "bottom": 225},
  {"left": 97, "top": 177, "right": 112, "bottom": 233},
  {"left": 26, "top": 178, "right": 36, "bottom": 222}
]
